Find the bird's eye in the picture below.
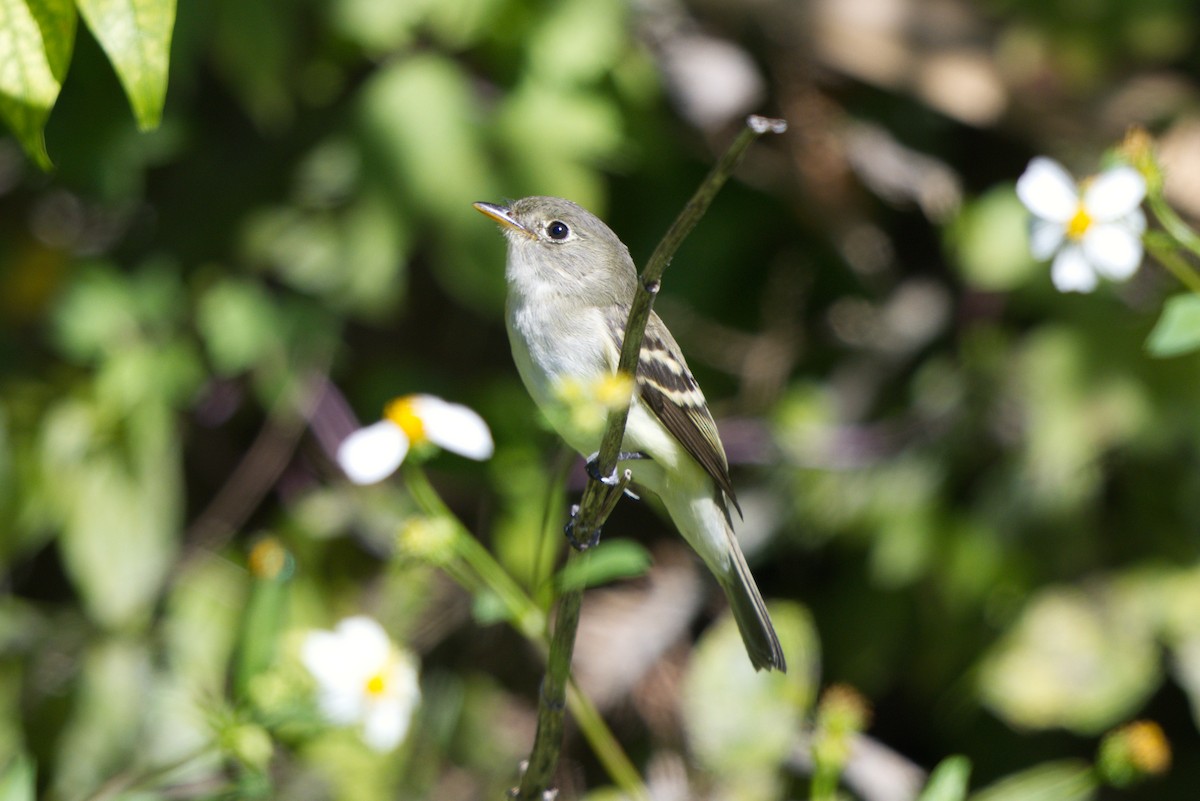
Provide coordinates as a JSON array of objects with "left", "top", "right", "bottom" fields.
[{"left": 546, "top": 221, "right": 570, "bottom": 240}]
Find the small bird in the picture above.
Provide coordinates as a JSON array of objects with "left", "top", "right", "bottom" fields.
[{"left": 474, "top": 196, "right": 785, "bottom": 672}]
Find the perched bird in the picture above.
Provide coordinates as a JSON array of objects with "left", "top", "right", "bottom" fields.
[{"left": 474, "top": 196, "right": 785, "bottom": 672}]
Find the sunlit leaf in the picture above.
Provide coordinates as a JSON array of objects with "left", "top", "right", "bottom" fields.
[
  {"left": 0, "top": 753, "right": 35, "bottom": 801},
  {"left": 1146, "top": 294, "right": 1200, "bottom": 358},
  {"left": 0, "top": 0, "right": 76, "bottom": 169},
  {"left": 978, "top": 587, "right": 1159, "bottom": 734},
  {"left": 556, "top": 540, "right": 651, "bottom": 591},
  {"left": 163, "top": 558, "right": 248, "bottom": 697},
  {"left": 681, "top": 602, "right": 819, "bottom": 777},
  {"left": 918, "top": 755, "right": 971, "bottom": 801},
  {"left": 331, "top": 0, "right": 428, "bottom": 54},
  {"left": 49, "top": 638, "right": 153, "bottom": 799},
  {"left": 47, "top": 400, "right": 181, "bottom": 629},
  {"left": 526, "top": 0, "right": 626, "bottom": 85},
  {"left": 496, "top": 84, "right": 621, "bottom": 207},
  {"left": 969, "top": 760, "right": 1096, "bottom": 801},
  {"left": 197, "top": 279, "right": 281, "bottom": 376},
  {"left": 947, "top": 187, "right": 1038, "bottom": 291},
  {"left": 357, "top": 53, "right": 503, "bottom": 311},
  {"left": 75, "top": 0, "right": 176, "bottom": 130}
]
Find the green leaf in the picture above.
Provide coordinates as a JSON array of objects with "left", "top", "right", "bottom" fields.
[
  {"left": 45, "top": 400, "right": 181, "bottom": 629},
  {"left": 682, "top": 602, "right": 820, "bottom": 778},
  {"left": 0, "top": 754, "right": 35, "bottom": 801},
  {"left": 978, "top": 586, "right": 1159, "bottom": 734},
  {"left": 196, "top": 279, "right": 281, "bottom": 376},
  {"left": 75, "top": 0, "right": 176, "bottom": 130},
  {"left": 163, "top": 557, "right": 249, "bottom": 698},
  {"left": 969, "top": 760, "right": 1096, "bottom": 801},
  {"left": 0, "top": 0, "right": 77, "bottom": 169},
  {"left": 357, "top": 54, "right": 504, "bottom": 311},
  {"left": 1146, "top": 293, "right": 1200, "bottom": 357},
  {"left": 947, "top": 187, "right": 1039, "bottom": 292},
  {"left": 919, "top": 756, "right": 972, "bottom": 801},
  {"left": 556, "top": 540, "right": 651, "bottom": 591},
  {"left": 49, "top": 639, "right": 154, "bottom": 800}
]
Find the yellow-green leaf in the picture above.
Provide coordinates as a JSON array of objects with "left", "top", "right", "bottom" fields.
[
  {"left": 0, "top": 753, "right": 35, "bottom": 801},
  {"left": 682, "top": 602, "right": 820, "bottom": 777},
  {"left": 0, "top": 0, "right": 76, "bottom": 169},
  {"left": 919, "top": 756, "right": 972, "bottom": 801},
  {"left": 75, "top": 0, "right": 175, "bottom": 130},
  {"left": 1146, "top": 293, "right": 1200, "bottom": 358}
]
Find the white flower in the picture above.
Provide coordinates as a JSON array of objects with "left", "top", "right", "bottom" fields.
[
  {"left": 300, "top": 616, "right": 420, "bottom": 751},
  {"left": 1016, "top": 157, "right": 1147, "bottom": 293},
  {"left": 337, "top": 394, "right": 494, "bottom": 484}
]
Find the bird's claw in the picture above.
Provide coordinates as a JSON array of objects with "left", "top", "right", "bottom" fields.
[{"left": 585, "top": 451, "right": 649, "bottom": 488}]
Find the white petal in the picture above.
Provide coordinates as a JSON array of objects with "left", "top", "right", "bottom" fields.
[
  {"left": 361, "top": 663, "right": 420, "bottom": 751},
  {"left": 316, "top": 687, "right": 364, "bottom": 725},
  {"left": 1082, "top": 166, "right": 1146, "bottom": 221},
  {"left": 1050, "top": 246, "right": 1098, "bottom": 293},
  {"left": 334, "top": 617, "right": 392, "bottom": 668},
  {"left": 1082, "top": 224, "right": 1143, "bottom": 281},
  {"left": 301, "top": 631, "right": 349, "bottom": 687},
  {"left": 1122, "top": 207, "right": 1147, "bottom": 236},
  {"left": 1029, "top": 218, "right": 1066, "bottom": 260},
  {"left": 411, "top": 396, "right": 495, "bottom": 460},
  {"left": 361, "top": 704, "right": 407, "bottom": 751},
  {"left": 1016, "top": 157, "right": 1079, "bottom": 222},
  {"left": 302, "top": 630, "right": 368, "bottom": 724},
  {"left": 337, "top": 421, "right": 409, "bottom": 484}
]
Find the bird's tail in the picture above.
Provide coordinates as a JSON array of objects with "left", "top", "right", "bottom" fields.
[
  {"left": 643, "top": 460, "right": 786, "bottom": 672},
  {"left": 717, "top": 530, "right": 786, "bottom": 672}
]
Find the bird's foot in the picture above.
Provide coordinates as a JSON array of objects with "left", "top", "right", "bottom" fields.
[{"left": 585, "top": 451, "right": 648, "bottom": 499}]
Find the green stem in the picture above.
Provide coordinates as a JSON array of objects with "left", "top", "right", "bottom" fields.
[
  {"left": 404, "top": 464, "right": 544, "bottom": 640},
  {"left": 1146, "top": 232, "right": 1200, "bottom": 296},
  {"left": 1149, "top": 190, "right": 1200, "bottom": 263},
  {"left": 811, "top": 766, "right": 839, "bottom": 801},
  {"left": 514, "top": 115, "right": 787, "bottom": 801},
  {"left": 401, "top": 464, "right": 650, "bottom": 800},
  {"left": 83, "top": 745, "right": 217, "bottom": 801},
  {"left": 518, "top": 548, "right": 590, "bottom": 799},
  {"left": 566, "top": 681, "right": 650, "bottom": 801}
]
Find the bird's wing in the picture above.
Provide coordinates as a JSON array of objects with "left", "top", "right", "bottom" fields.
[{"left": 606, "top": 306, "right": 741, "bottom": 516}]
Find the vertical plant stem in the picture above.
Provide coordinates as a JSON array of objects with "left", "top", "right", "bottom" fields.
[
  {"left": 1149, "top": 191, "right": 1200, "bottom": 270},
  {"left": 402, "top": 464, "right": 647, "bottom": 799},
  {"left": 512, "top": 115, "right": 788, "bottom": 800},
  {"left": 1146, "top": 233, "right": 1200, "bottom": 296},
  {"left": 517, "top": 547, "right": 590, "bottom": 799}
]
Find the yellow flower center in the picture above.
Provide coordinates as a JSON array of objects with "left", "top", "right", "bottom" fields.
[
  {"left": 384, "top": 396, "right": 426, "bottom": 443},
  {"left": 1124, "top": 720, "right": 1171, "bottom": 774},
  {"left": 248, "top": 537, "right": 289, "bottom": 580},
  {"left": 1066, "top": 202, "right": 1092, "bottom": 241},
  {"left": 365, "top": 670, "right": 388, "bottom": 697}
]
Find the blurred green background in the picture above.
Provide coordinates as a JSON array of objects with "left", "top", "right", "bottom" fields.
[{"left": 4, "top": 0, "right": 1200, "bottom": 798}]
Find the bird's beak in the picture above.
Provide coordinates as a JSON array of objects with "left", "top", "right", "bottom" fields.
[{"left": 473, "top": 201, "right": 534, "bottom": 239}]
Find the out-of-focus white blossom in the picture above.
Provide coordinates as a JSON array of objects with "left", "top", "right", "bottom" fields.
[
  {"left": 1016, "top": 157, "right": 1146, "bottom": 293},
  {"left": 337, "top": 394, "right": 493, "bottom": 484},
  {"left": 300, "top": 616, "right": 420, "bottom": 751}
]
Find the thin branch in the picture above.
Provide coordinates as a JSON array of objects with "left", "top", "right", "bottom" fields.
[
  {"left": 513, "top": 115, "right": 787, "bottom": 801},
  {"left": 1146, "top": 231, "right": 1200, "bottom": 296},
  {"left": 181, "top": 370, "right": 330, "bottom": 567}
]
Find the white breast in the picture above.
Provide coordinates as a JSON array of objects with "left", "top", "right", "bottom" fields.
[{"left": 506, "top": 285, "right": 617, "bottom": 451}]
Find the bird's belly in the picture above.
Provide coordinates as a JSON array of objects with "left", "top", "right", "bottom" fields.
[{"left": 506, "top": 302, "right": 613, "bottom": 454}]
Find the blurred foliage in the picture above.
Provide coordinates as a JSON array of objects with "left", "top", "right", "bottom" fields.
[{"left": 3, "top": 0, "right": 1200, "bottom": 798}]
